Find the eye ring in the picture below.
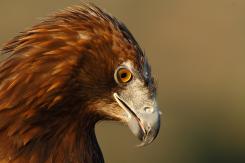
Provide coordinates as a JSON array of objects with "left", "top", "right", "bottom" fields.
[{"left": 114, "top": 66, "right": 133, "bottom": 84}]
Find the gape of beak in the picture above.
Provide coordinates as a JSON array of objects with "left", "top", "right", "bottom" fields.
[{"left": 114, "top": 92, "right": 160, "bottom": 146}]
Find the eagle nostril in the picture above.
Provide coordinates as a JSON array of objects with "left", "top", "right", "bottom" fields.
[{"left": 144, "top": 107, "right": 154, "bottom": 113}]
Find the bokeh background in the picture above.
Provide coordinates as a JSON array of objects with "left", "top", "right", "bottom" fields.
[{"left": 1, "top": 0, "right": 245, "bottom": 163}]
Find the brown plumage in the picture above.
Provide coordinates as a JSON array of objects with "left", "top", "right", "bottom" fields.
[{"left": 0, "top": 3, "right": 160, "bottom": 163}]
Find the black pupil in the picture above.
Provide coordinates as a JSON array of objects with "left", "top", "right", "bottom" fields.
[{"left": 121, "top": 73, "right": 127, "bottom": 79}]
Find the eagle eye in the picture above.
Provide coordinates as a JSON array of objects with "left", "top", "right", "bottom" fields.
[{"left": 115, "top": 67, "right": 132, "bottom": 84}]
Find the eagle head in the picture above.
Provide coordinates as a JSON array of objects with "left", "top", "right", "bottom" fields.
[{"left": 0, "top": 3, "right": 160, "bottom": 163}]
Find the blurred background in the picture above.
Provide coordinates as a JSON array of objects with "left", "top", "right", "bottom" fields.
[{"left": 1, "top": 0, "right": 245, "bottom": 163}]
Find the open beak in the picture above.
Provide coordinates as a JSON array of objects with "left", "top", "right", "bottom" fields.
[{"left": 114, "top": 92, "right": 160, "bottom": 146}]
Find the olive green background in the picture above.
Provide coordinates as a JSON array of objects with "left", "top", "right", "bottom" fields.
[{"left": 1, "top": 0, "right": 245, "bottom": 163}]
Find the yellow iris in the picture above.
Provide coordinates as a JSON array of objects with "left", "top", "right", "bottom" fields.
[{"left": 117, "top": 68, "right": 132, "bottom": 83}]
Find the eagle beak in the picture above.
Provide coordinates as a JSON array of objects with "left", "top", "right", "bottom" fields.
[{"left": 113, "top": 93, "right": 160, "bottom": 146}]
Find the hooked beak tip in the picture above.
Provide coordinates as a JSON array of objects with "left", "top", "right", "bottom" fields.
[
  {"left": 137, "top": 113, "right": 161, "bottom": 147},
  {"left": 113, "top": 93, "right": 161, "bottom": 147}
]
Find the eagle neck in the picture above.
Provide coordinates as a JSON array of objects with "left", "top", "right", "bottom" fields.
[{"left": 0, "top": 108, "right": 104, "bottom": 163}]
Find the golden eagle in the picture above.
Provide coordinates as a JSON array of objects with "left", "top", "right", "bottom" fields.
[{"left": 0, "top": 3, "right": 160, "bottom": 163}]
